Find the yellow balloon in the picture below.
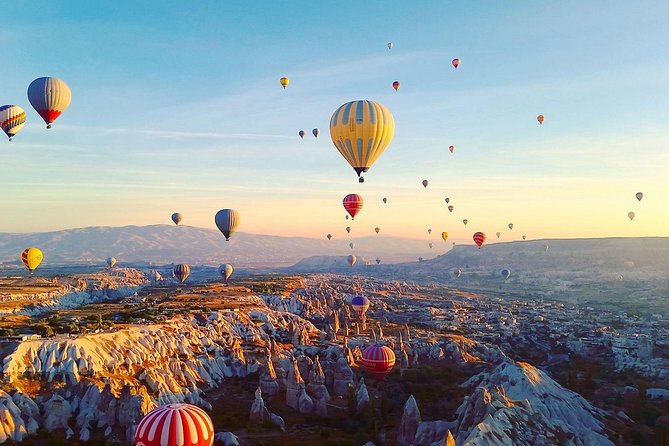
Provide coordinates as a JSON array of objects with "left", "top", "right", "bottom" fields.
[
  {"left": 280, "top": 77, "right": 289, "bottom": 88},
  {"left": 21, "top": 247, "right": 43, "bottom": 272},
  {"left": 441, "top": 231, "right": 449, "bottom": 241},
  {"left": 329, "top": 100, "right": 395, "bottom": 182}
]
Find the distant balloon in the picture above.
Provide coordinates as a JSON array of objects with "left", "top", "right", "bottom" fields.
[
  {"left": 327, "top": 233, "right": 332, "bottom": 240},
  {"left": 462, "top": 219, "right": 468, "bottom": 226},
  {"left": 522, "top": 235, "right": 527, "bottom": 240},
  {"left": 106, "top": 257, "right": 116, "bottom": 268},
  {"left": 628, "top": 211, "right": 635, "bottom": 221},
  {"left": 349, "top": 242, "right": 355, "bottom": 249},
  {"left": 171, "top": 213, "right": 183, "bottom": 225},
  {"left": 445, "top": 198, "right": 450, "bottom": 203},
  {"left": 449, "top": 145, "right": 455, "bottom": 153},
  {"left": 544, "top": 244, "right": 549, "bottom": 252},
  {"left": 387, "top": 42, "right": 393, "bottom": 50},
  {"left": 441, "top": 232, "right": 448, "bottom": 241},
  {"left": 280, "top": 77, "right": 289, "bottom": 89},
  {"left": 473, "top": 232, "right": 486, "bottom": 248},
  {"left": 376, "top": 258, "right": 381, "bottom": 265},
  {"left": 496, "top": 232, "right": 501, "bottom": 238},
  {"left": 383, "top": 197, "right": 388, "bottom": 204},
  {"left": 0, "top": 105, "right": 27, "bottom": 141},
  {"left": 392, "top": 81, "right": 400, "bottom": 91},
  {"left": 453, "top": 268, "right": 462, "bottom": 278},
  {"left": 418, "top": 257, "right": 424, "bottom": 262},
  {"left": 429, "top": 242, "right": 433, "bottom": 249},
  {"left": 27, "top": 77, "right": 71, "bottom": 128},
  {"left": 448, "top": 205, "right": 454, "bottom": 213},
  {"left": 298, "top": 130, "right": 305, "bottom": 139},
  {"left": 501, "top": 269, "right": 511, "bottom": 280},
  {"left": 375, "top": 227, "right": 380, "bottom": 234},
  {"left": 350, "top": 295, "right": 370, "bottom": 319},
  {"left": 134, "top": 403, "right": 214, "bottom": 446},
  {"left": 346, "top": 226, "right": 351, "bottom": 233},
  {"left": 635, "top": 192, "right": 643, "bottom": 202},
  {"left": 508, "top": 223, "right": 514, "bottom": 230},
  {"left": 343, "top": 194, "right": 364, "bottom": 220},
  {"left": 537, "top": 114, "right": 544, "bottom": 125},
  {"left": 21, "top": 247, "right": 43, "bottom": 273},
  {"left": 214, "top": 209, "right": 240, "bottom": 241},
  {"left": 616, "top": 274, "right": 624, "bottom": 282},
  {"left": 346, "top": 214, "right": 349, "bottom": 220},
  {"left": 452, "top": 58, "right": 460, "bottom": 69},
  {"left": 361, "top": 344, "right": 395, "bottom": 379},
  {"left": 219, "top": 263, "right": 234, "bottom": 281},
  {"left": 312, "top": 128, "right": 320, "bottom": 138},
  {"left": 427, "top": 229, "right": 432, "bottom": 235},
  {"left": 348, "top": 255, "right": 356, "bottom": 267},
  {"left": 422, "top": 179, "right": 428, "bottom": 188},
  {"left": 173, "top": 264, "right": 190, "bottom": 283}
]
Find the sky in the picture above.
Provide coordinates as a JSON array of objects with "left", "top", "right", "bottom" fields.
[{"left": 1, "top": 1, "right": 668, "bottom": 245}]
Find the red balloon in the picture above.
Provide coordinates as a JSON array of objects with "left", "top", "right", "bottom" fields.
[
  {"left": 343, "top": 194, "right": 364, "bottom": 220},
  {"left": 473, "top": 232, "right": 486, "bottom": 249},
  {"left": 392, "top": 81, "right": 400, "bottom": 91},
  {"left": 422, "top": 179, "right": 428, "bottom": 188},
  {"left": 135, "top": 403, "right": 214, "bottom": 446},
  {"left": 452, "top": 58, "right": 460, "bottom": 69},
  {"left": 449, "top": 145, "right": 455, "bottom": 153},
  {"left": 361, "top": 344, "right": 396, "bottom": 379},
  {"left": 448, "top": 205, "right": 454, "bottom": 212}
]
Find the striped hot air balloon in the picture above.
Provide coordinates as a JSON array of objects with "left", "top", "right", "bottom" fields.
[
  {"left": 214, "top": 209, "right": 240, "bottom": 241},
  {"left": 27, "top": 77, "right": 71, "bottom": 128},
  {"left": 330, "top": 100, "right": 395, "bottom": 182},
  {"left": 343, "top": 194, "right": 364, "bottom": 220},
  {"left": 173, "top": 264, "right": 190, "bottom": 283},
  {"left": 134, "top": 403, "right": 214, "bottom": 446},
  {"left": 350, "top": 295, "right": 370, "bottom": 319},
  {"left": 0, "top": 105, "right": 27, "bottom": 141},
  {"left": 361, "top": 344, "right": 396, "bottom": 379},
  {"left": 219, "top": 263, "right": 233, "bottom": 281},
  {"left": 473, "top": 232, "right": 486, "bottom": 249},
  {"left": 21, "top": 248, "right": 43, "bottom": 273}
]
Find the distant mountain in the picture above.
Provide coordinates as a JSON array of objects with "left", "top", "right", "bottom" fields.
[{"left": 0, "top": 225, "right": 435, "bottom": 268}]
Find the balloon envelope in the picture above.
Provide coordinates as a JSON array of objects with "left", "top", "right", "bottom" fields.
[
  {"left": 27, "top": 77, "right": 71, "bottom": 128},
  {"left": 299, "top": 130, "right": 305, "bottom": 139},
  {"left": 452, "top": 58, "right": 460, "bottom": 68},
  {"left": 473, "top": 232, "right": 486, "bottom": 248},
  {"left": 347, "top": 255, "right": 356, "bottom": 267},
  {"left": 21, "top": 248, "right": 43, "bottom": 272},
  {"left": 537, "top": 114, "right": 544, "bottom": 124},
  {"left": 445, "top": 198, "right": 450, "bottom": 203},
  {"left": 0, "top": 105, "right": 27, "bottom": 140},
  {"left": 350, "top": 295, "right": 370, "bottom": 319},
  {"left": 219, "top": 263, "right": 234, "bottom": 281},
  {"left": 214, "top": 209, "right": 240, "bottom": 241},
  {"left": 392, "top": 81, "right": 400, "bottom": 91},
  {"left": 387, "top": 42, "right": 393, "bottom": 49},
  {"left": 383, "top": 197, "right": 387, "bottom": 203},
  {"left": 171, "top": 213, "right": 182, "bottom": 225},
  {"left": 375, "top": 227, "right": 380, "bottom": 234},
  {"left": 280, "top": 77, "right": 289, "bottom": 88},
  {"left": 173, "top": 264, "right": 190, "bottom": 283},
  {"left": 312, "top": 128, "right": 320, "bottom": 138},
  {"left": 463, "top": 219, "right": 468, "bottom": 225},
  {"left": 349, "top": 242, "right": 355, "bottom": 249},
  {"left": 508, "top": 223, "right": 514, "bottom": 230},
  {"left": 453, "top": 268, "right": 462, "bottom": 278},
  {"left": 501, "top": 269, "right": 511, "bottom": 279},
  {"left": 375, "top": 258, "right": 381, "bottom": 264},
  {"left": 448, "top": 205, "right": 454, "bottom": 212},
  {"left": 441, "top": 232, "right": 448, "bottom": 241},
  {"left": 628, "top": 212, "right": 635, "bottom": 221},
  {"left": 134, "top": 403, "right": 214, "bottom": 446},
  {"left": 636, "top": 192, "right": 643, "bottom": 201},
  {"left": 106, "top": 257, "right": 116, "bottom": 268},
  {"left": 361, "top": 344, "right": 395, "bottom": 379},
  {"left": 449, "top": 145, "right": 455, "bottom": 153},
  {"left": 343, "top": 194, "right": 364, "bottom": 219},
  {"left": 327, "top": 234, "right": 332, "bottom": 240},
  {"left": 422, "top": 180, "right": 428, "bottom": 188},
  {"left": 496, "top": 232, "right": 501, "bottom": 238},
  {"left": 346, "top": 226, "right": 351, "bottom": 233}
]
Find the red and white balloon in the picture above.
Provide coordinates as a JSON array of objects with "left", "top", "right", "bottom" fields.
[{"left": 135, "top": 403, "right": 214, "bottom": 446}]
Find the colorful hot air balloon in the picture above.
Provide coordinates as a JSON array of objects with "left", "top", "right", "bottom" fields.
[
  {"left": 106, "top": 257, "right": 116, "bottom": 268},
  {"left": 422, "top": 179, "right": 428, "bottom": 188},
  {"left": 21, "top": 248, "right": 43, "bottom": 273},
  {"left": 219, "top": 263, "right": 234, "bottom": 281},
  {"left": 448, "top": 205, "right": 454, "bottom": 213},
  {"left": 522, "top": 235, "right": 527, "bottom": 240},
  {"left": 448, "top": 145, "right": 455, "bottom": 153},
  {"left": 462, "top": 219, "right": 468, "bottom": 226},
  {"left": 375, "top": 258, "right": 381, "bottom": 265},
  {"left": 361, "top": 344, "right": 395, "bottom": 379},
  {"left": 453, "top": 268, "right": 462, "bottom": 278},
  {"left": 628, "top": 212, "right": 635, "bottom": 221},
  {"left": 327, "top": 233, "right": 332, "bottom": 240},
  {"left": 392, "top": 81, "right": 400, "bottom": 91},
  {"left": 173, "top": 264, "right": 190, "bottom": 283},
  {"left": 537, "top": 114, "right": 544, "bottom": 125},
  {"left": 214, "top": 209, "right": 240, "bottom": 241},
  {"left": 347, "top": 255, "right": 356, "bottom": 267},
  {"left": 452, "top": 58, "right": 460, "bottom": 69},
  {"left": 312, "top": 128, "right": 320, "bottom": 138},
  {"left": 501, "top": 269, "right": 511, "bottom": 280},
  {"left": 171, "top": 213, "right": 183, "bottom": 225},
  {"left": 343, "top": 194, "right": 364, "bottom": 219},
  {"left": 427, "top": 229, "right": 432, "bottom": 235},
  {"left": 375, "top": 227, "right": 380, "bottom": 234},
  {"left": 0, "top": 105, "right": 27, "bottom": 141},
  {"left": 429, "top": 242, "right": 433, "bottom": 249},
  {"left": 473, "top": 232, "right": 486, "bottom": 248},
  {"left": 496, "top": 231, "right": 501, "bottom": 238},
  {"left": 441, "top": 232, "right": 448, "bottom": 241},
  {"left": 27, "top": 77, "right": 71, "bottom": 128},
  {"left": 445, "top": 198, "right": 450, "bottom": 203},
  {"left": 134, "top": 403, "right": 214, "bottom": 446},
  {"left": 330, "top": 100, "right": 395, "bottom": 182},
  {"left": 383, "top": 197, "right": 387, "bottom": 204},
  {"left": 299, "top": 130, "right": 305, "bottom": 139},
  {"left": 350, "top": 295, "right": 370, "bottom": 319},
  {"left": 636, "top": 192, "right": 643, "bottom": 202},
  {"left": 346, "top": 226, "right": 351, "bottom": 233},
  {"left": 508, "top": 223, "right": 514, "bottom": 230},
  {"left": 349, "top": 242, "right": 355, "bottom": 249},
  {"left": 280, "top": 77, "right": 289, "bottom": 89},
  {"left": 387, "top": 42, "right": 393, "bottom": 50}
]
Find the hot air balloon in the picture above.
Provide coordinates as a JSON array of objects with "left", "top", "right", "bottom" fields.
[
  {"left": 544, "top": 244, "right": 549, "bottom": 252},
  {"left": 452, "top": 58, "right": 460, "bottom": 69},
  {"left": 134, "top": 403, "right": 214, "bottom": 446},
  {"left": 445, "top": 198, "right": 450, "bottom": 203},
  {"left": 343, "top": 194, "right": 364, "bottom": 219},
  {"left": 392, "top": 81, "right": 400, "bottom": 91},
  {"left": 441, "top": 232, "right": 448, "bottom": 241},
  {"left": 628, "top": 212, "right": 635, "bottom": 221},
  {"left": 616, "top": 274, "right": 624, "bottom": 282},
  {"left": 361, "top": 344, "right": 395, "bottom": 379},
  {"left": 171, "top": 213, "right": 183, "bottom": 225},
  {"left": 429, "top": 242, "right": 433, "bottom": 249},
  {"left": 537, "top": 114, "right": 544, "bottom": 125},
  {"left": 312, "top": 128, "right": 320, "bottom": 138},
  {"left": 508, "top": 223, "right": 514, "bottom": 230},
  {"left": 350, "top": 295, "right": 370, "bottom": 319},
  {"left": 418, "top": 257, "right": 424, "bottom": 262},
  {"left": 522, "top": 235, "right": 527, "bottom": 240},
  {"left": 214, "top": 209, "right": 240, "bottom": 241},
  {"left": 21, "top": 248, "right": 43, "bottom": 273},
  {"left": 330, "top": 100, "right": 395, "bottom": 182},
  {"left": 375, "top": 227, "right": 380, "bottom": 234},
  {"left": 375, "top": 258, "right": 381, "bottom": 265},
  {"left": 448, "top": 145, "right": 455, "bottom": 153},
  {"left": 448, "top": 205, "right": 454, "bottom": 213},
  {"left": 280, "top": 77, "right": 289, "bottom": 89},
  {"left": 496, "top": 232, "right": 501, "bottom": 238},
  {"left": 299, "top": 130, "right": 305, "bottom": 139},
  {"left": 383, "top": 197, "right": 387, "bottom": 204},
  {"left": 387, "top": 42, "right": 393, "bottom": 50},
  {"left": 348, "top": 255, "right": 356, "bottom": 267},
  {"left": 173, "top": 264, "right": 190, "bottom": 283},
  {"left": 473, "top": 232, "right": 486, "bottom": 248},
  {"left": 346, "top": 226, "right": 351, "bottom": 233},
  {"left": 219, "top": 263, "right": 234, "bottom": 281},
  {"left": 27, "top": 77, "right": 71, "bottom": 128},
  {"left": 636, "top": 192, "right": 643, "bottom": 202},
  {"left": 501, "top": 269, "right": 511, "bottom": 280},
  {"left": 106, "top": 257, "right": 116, "bottom": 269},
  {"left": 327, "top": 234, "right": 332, "bottom": 240},
  {"left": 422, "top": 179, "right": 428, "bottom": 188},
  {"left": 463, "top": 219, "right": 468, "bottom": 226},
  {"left": 427, "top": 229, "right": 432, "bottom": 235},
  {"left": 349, "top": 242, "right": 355, "bottom": 249},
  {"left": 453, "top": 268, "right": 462, "bottom": 278},
  {"left": 346, "top": 215, "right": 349, "bottom": 220},
  {"left": 0, "top": 105, "right": 27, "bottom": 141}
]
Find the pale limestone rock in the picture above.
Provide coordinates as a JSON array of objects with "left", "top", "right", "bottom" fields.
[{"left": 397, "top": 395, "right": 421, "bottom": 446}]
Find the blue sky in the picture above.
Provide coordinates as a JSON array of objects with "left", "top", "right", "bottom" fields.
[{"left": 1, "top": 1, "right": 668, "bottom": 244}]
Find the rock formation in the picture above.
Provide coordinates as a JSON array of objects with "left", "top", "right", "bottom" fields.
[{"left": 397, "top": 395, "right": 421, "bottom": 446}]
